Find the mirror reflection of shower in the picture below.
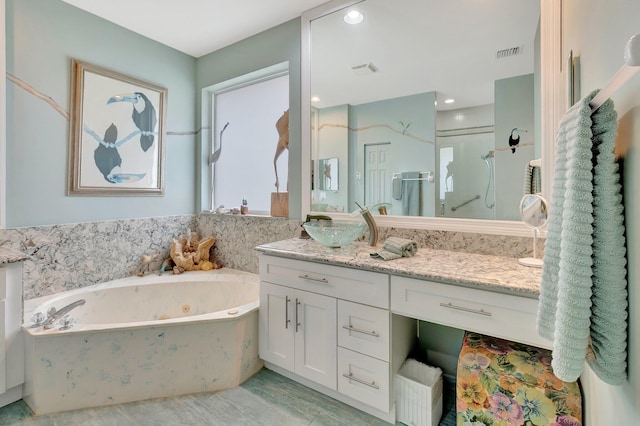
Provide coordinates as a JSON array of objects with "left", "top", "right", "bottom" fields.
[{"left": 480, "top": 150, "right": 495, "bottom": 209}]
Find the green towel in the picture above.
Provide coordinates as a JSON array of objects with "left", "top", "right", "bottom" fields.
[
  {"left": 371, "top": 237, "right": 418, "bottom": 261},
  {"left": 537, "top": 90, "right": 628, "bottom": 385}
]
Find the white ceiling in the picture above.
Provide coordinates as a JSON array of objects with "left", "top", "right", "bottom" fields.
[
  {"left": 311, "top": 0, "right": 540, "bottom": 110},
  {"left": 60, "top": 0, "right": 331, "bottom": 58},
  {"left": 60, "top": 0, "right": 540, "bottom": 111}
]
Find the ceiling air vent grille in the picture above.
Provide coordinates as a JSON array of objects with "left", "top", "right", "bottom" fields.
[
  {"left": 496, "top": 46, "right": 523, "bottom": 59},
  {"left": 350, "top": 62, "right": 378, "bottom": 75}
]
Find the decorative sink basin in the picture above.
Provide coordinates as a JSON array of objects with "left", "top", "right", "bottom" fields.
[{"left": 302, "top": 221, "right": 367, "bottom": 248}]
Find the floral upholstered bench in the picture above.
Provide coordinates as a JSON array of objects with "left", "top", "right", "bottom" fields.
[{"left": 456, "top": 332, "right": 582, "bottom": 426}]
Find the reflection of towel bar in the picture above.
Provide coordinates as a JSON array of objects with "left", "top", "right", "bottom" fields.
[
  {"left": 451, "top": 195, "right": 480, "bottom": 211},
  {"left": 393, "top": 171, "right": 434, "bottom": 182}
]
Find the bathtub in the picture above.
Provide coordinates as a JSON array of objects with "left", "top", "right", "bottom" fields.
[{"left": 22, "top": 269, "right": 262, "bottom": 416}]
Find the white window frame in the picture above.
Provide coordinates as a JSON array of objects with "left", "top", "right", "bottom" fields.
[{"left": 199, "top": 61, "right": 289, "bottom": 212}]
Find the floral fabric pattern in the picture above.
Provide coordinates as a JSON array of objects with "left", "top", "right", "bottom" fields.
[{"left": 457, "top": 332, "right": 582, "bottom": 426}]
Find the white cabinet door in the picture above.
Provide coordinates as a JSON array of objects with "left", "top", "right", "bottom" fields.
[
  {"left": 294, "top": 291, "right": 337, "bottom": 390},
  {"left": 260, "top": 282, "right": 337, "bottom": 390},
  {"left": 259, "top": 282, "right": 295, "bottom": 371}
]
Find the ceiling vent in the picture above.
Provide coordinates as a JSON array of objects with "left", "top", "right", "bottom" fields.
[
  {"left": 496, "top": 46, "right": 523, "bottom": 59},
  {"left": 350, "top": 62, "right": 378, "bottom": 75}
]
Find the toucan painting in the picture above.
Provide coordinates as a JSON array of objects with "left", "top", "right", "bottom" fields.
[
  {"left": 107, "top": 92, "right": 157, "bottom": 152},
  {"left": 94, "top": 123, "right": 122, "bottom": 183}
]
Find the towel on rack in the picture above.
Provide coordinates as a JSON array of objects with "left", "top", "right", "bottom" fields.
[
  {"left": 370, "top": 237, "right": 418, "bottom": 260},
  {"left": 392, "top": 175, "right": 402, "bottom": 200},
  {"left": 537, "top": 90, "right": 628, "bottom": 385},
  {"left": 401, "top": 172, "right": 420, "bottom": 216},
  {"left": 523, "top": 163, "right": 542, "bottom": 195}
]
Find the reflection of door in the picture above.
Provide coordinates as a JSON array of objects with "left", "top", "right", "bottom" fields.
[{"left": 364, "top": 143, "right": 391, "bottom": 206}]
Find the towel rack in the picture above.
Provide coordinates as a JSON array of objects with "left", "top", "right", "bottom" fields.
[
  {"left": 589, "top": 33, "right": 640, "bottom": 113},
  {"left": 392, "top": 171, "right": 434, "bottom": 182},
  {"left": 529, "top": 158, "right": 542, "bottom": 168}
]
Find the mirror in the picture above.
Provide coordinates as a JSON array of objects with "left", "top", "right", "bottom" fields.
[
  {"left": 308, "top": 0, "right": 541, "bottom": 223},
  {"left": 518, "top": 194, "right": 548, "bottom": 267},
  {"left": 318, "top": 158, "right": 339, "bottom": 191}
]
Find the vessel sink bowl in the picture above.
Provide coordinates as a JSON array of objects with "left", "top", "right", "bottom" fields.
[{"left": 303, "top": 221, "right": 367, "bottom": 248}]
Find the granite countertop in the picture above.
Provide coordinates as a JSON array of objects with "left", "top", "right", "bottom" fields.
[
  {"left": 0, "top": 246, "right": 28, "bottom": 264},
  {"left": 256, "top": 238, "right": 542, "bottom": 299}
]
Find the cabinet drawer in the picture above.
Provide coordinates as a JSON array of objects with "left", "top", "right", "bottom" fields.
[
  {"left": 337, "top": 347, "right": 390, "bottom": 412},
  {"left": 390, "top": 276, "right": 550, "bottom": 349},
  {"left": 338, "top": 300, "right": 389, "bottom": 361},
  {"left": 260, "top": 255, "right": 389, "bottom": 308}
]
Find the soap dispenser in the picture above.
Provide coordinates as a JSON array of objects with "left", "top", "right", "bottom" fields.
[{"left": 240, "top": 199, "right": 248, "bottom": 215}]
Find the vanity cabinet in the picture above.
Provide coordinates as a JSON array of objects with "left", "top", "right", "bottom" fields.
[
  {"left": 259, "top": 254, "right": 414, "bottom": 422},
  {"left": 259, "top": 281, "right": 337, "bottom": 389},
  {"left": 390, "top": 275, "right": 550, "bottom": 349}
]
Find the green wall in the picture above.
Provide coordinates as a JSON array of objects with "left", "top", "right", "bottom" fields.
[
  {"left": 5, "top": 0, "right": 197, "bottom": 227},
  {"left": 494, "top": 74, "right": 535, "bottom": 220},
  {"left": 315, "top": 105, "right": 349, "bottom": 211},
  {"left": 349, "top": 92, "right": 437, "bottom": 216}
]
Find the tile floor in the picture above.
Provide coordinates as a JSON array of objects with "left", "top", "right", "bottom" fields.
[{"left": 0, "top": 368, "right": 456, "bottom": 425}]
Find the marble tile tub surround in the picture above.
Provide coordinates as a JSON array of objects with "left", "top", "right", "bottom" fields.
[
  {"left": 0, "top": 246, "right": 28, "bottom": 264},
  {"left": 0, "top": 215, "right": 196, "bottom": 300},
  {"left": 0, "top": 212, "right": 540, "bottom": 300}
]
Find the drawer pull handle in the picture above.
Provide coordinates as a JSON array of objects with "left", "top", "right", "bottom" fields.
[
  {"left": 342, "top": 324, "right": 379, "bottom": 338},
  {"left": 439, "top": 302, "right": 492, "bottom": 317},
  {"left": 342, "top": 373, "right": 379, "bottom": 389},
  {"left": 298, "top": 274, "right": 329, "bottom": 284}
]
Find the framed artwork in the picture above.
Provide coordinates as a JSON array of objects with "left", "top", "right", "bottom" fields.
[{"left": 69, "top": 59, "right": 167, "bottom": 195}]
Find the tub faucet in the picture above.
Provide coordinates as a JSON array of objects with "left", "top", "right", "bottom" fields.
[{"left": 35, "top": 299, "right": 86, "bottom": 329}]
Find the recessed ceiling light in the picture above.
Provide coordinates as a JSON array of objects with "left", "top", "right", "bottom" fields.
[
  {"left": 444, "top": 98, "right": 455, "bottom": 104},
  {"left": 311, "top": 96, "right": 320, "bottom": 102},
  {"left": 344, "top": 10, "right": 364, "bottom": 24}
]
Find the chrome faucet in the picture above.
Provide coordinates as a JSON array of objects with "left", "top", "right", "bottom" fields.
[
  {"left": 32, "top": 299, "right": 86, "bottom": 329},
  {"left": 355, "top": 202, "right": 379, "bottom": 246}
]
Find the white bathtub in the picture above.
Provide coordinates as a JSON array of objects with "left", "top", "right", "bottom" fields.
[{"left": 22, "top": 269, "right": 262, "bottom": 416}]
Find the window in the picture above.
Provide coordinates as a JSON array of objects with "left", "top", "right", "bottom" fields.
[{"left": 202, "top": 63, "right": 289, "bottom": 213}]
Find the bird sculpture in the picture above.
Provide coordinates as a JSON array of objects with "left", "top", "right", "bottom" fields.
[
  {"left": 509, "top": 128, "right": 521, "bottom": 153},
  {"left": 210, "top": 122, "right": 230, "bottom": 164},
  {"left": 94, "top": 123, "right": 122, "bottom": 183},
  {"left": 137, "top": 253, "right": 158, "bottom": 276},
  {"left": 273, "top": 109, "right": 289, "bottom": 191},
  {"left": 107, "top": 92, "right": 157, "bottom": 152}
]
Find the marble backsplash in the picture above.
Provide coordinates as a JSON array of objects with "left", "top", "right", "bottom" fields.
[
  {"left": 0, "top": 213, "right": 541, "bottom": 300},
  {"left": 0, "top": 216, "right": 196, "bottom": 300}
]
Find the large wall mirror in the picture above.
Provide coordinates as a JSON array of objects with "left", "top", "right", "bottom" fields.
[{"left": 302, "top": 0, "right": 557, "bottom": 236}]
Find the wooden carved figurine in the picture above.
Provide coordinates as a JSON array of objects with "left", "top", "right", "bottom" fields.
[{"left": 273, "top": 109, "right": 289, "bottom": 191}]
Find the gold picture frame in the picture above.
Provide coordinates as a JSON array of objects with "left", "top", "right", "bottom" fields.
[{"left": 69, "top": 59, "right": 167, "bottom": 195}]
